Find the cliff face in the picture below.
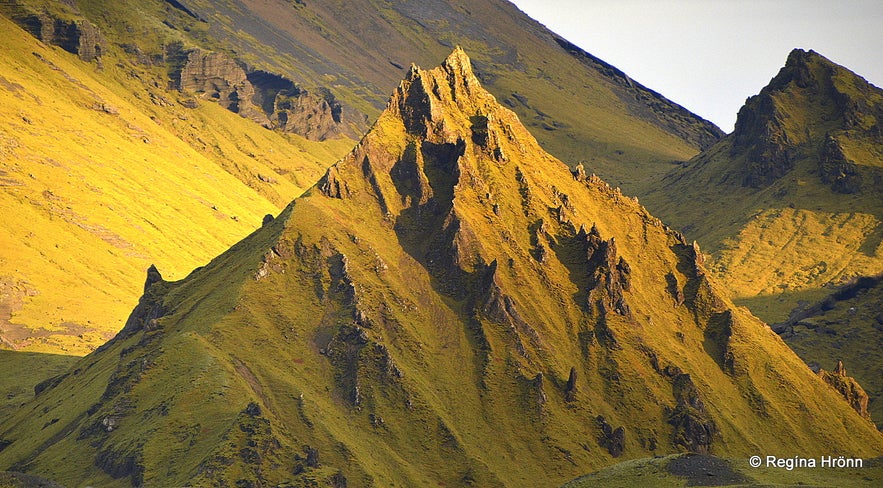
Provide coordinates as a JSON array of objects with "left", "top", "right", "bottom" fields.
[
  {"left": 176, "top": 49, "right": 344, "bottom": 140},
  {"left": 5, "top": 9, "right": 105, "bottom": 62},
  {"left": 0, "top": 48, "right": 879, "bottom": 488}
]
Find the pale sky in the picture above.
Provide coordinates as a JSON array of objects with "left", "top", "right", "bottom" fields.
[{"left": 510, "top": 0, "right": 883, "bottom": 133}]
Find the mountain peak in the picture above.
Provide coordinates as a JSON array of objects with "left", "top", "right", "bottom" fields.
[
  {"left": 391, "top": 47, "right": 501, "bottom": 137},
  {"left": 730, "top": 48, "right": 882, "bottom": 189}
]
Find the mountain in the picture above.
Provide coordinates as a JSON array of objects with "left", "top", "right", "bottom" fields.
[
  {"left": 0, "top": 48, "right": 877, "bottom": 488},
  {"left": 643, "top": 49, "right": 883, "bottom": 323},
  {"left": 1, "top": 0, "right": 722, "bottom": 356}
]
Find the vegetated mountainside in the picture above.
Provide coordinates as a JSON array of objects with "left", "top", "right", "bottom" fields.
[
  {"left": 0, "top": 5, "right": 354, "bottom": 354},
  {"left": 78, "top": 0, "right": 721, "bottom": 189},
  {"left": 643, "top": 49, "right": 883, "bottom": 324},
  {"left": 563, "top": 452, "right": 883, "bottom": 488},
  {"left": 0, "top": 49, "right": 877, "bottom": 488},
  {"left": 773, "top": 274, "right": 883, "bottom": 429}
]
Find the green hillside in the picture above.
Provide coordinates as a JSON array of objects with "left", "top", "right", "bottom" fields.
[
  {"left": 563, "top": 453, "right": 883, "bottom": 488},
  {"left": 774, "top": 274, "right": 883, "bottom": 428},
  {"left": 0, "top": 48, "right": 877, "bottom": 488},
  {"left": 72, "top": 0, "right": 722, "bottom": 187},
  {"left": 644, "top": 49, "right": 883, "bottom": 324}
]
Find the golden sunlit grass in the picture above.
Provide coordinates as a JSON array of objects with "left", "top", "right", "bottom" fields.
[{"left": 0, "top": 16, "right": 349, "bottom": 354}]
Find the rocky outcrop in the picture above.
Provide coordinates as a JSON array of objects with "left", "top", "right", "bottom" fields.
[
  {"left": 666, "top": 370, "right": 717, "bottom": 454},
  {"left": 818, "top": 360, "right": 872, "bottom": 421},
  {"left": 176, "top": 50, "right": 343, "bottom": 140},
  {"left": 477, "top": 261, "right": 541, "bottom": 357},
  {"left": 7, "top": 10, "right": 105, "bottom": 62},
  {"left": 731, "top": 93, "right": 797, "bottom": 188},
  {"left": 819, "top": 134, "right": 861, "bottom": 193},
  {"left": 271, "top": 86, "right": 342, "bottom": 141},
  {"left": 114, "top": 265, "right": 168, "bottom": 341},
  {"left": 596, "top": 416, "right": 625, "bottom": 458},
  {"left": 581, "top": 225, "right": 632, "bottom": 317},
  {"left": 178, "top": 50, "right": 265, "bottom": 122}
]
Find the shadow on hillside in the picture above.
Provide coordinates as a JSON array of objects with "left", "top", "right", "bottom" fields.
[
  {"left": 732, "top": 287, "right": 835, "bottom": 325},
  {"left": 0, "top": 350, "right": 78, "bottom": 419}
]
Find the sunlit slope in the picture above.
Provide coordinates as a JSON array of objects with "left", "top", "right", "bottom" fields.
[
  {"left": 644, "top": 49, "right": 883, "bottom": 323},
  {"left": 0, "top": 49, "right": 877, "bottom": 488},
  {"left": 76, "top": 0, "right": 721, "bottom": 191},
  {"left": 0, "top": 16, "right": 339, "bottom": 354}
]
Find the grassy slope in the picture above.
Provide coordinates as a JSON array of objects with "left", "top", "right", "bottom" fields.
[
  {"left": 0, "top": 50, "right": 878, "bottom": 488},
  {"left": 778, "top": 276, "right": 883, "bottom": 428},
  {"left": 0, "top": 13, "right": 350, "bottom": 355},
  {"left": 563, "top": 453, "right": 883, "bottom": 488},
  {"left": 643, "top": 51, "right": 883, "bottom": 323}
]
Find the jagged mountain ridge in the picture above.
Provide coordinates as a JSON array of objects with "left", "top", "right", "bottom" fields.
[
  {"left": 0, "top": 0, "right": 722, "bottom": 356},
  {"left": 1, "top": 48, "right": 878, "bottom": 488},
  {"left": 643, "top": 49, "right": 883, "bottom": 323}
]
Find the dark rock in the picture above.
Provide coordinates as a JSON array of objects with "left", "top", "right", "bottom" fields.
[
  {"left": 34, "top": 372, "right": 69, "bottom": 396},
  {"left": 144, "top": 264, "right": 163, "bottom": 292},
  {"left": 330, "top": 470, "right": 348, "bottom": 488},
  {"left": 596, "top": 415, "right": 625, "bottom": 457},
  {"left": 582, "top": 225, "right": 632, "bottom": 317},
  {"left": 666, "top": 272, "right": 685, "bottom": 307},
  {"left": 178, "top": 50, "right": 265, "bottom": 121},
  {"left": 244, "top": 402, "right": 262, "bottom": 417},
  {"left": 819, "top": 134, "right": 862, "bottom": 193},
  {"left": 12, "top": 12, "right": 106, "bottom": 62},
  {"left": 817, "top": 360, "right": 872, "bottom": 421},
  {"left": 303, "top": 445, "right": 319, "bottom": 468},
  {"left": 667, "top": 373, "right": 717, "bottom": 454},
  {"left": 477, "top": 261, "right": 540, "bottom": 355},
  {"left": 262, "top": 214, "right": 274, "bottom": 226},
  {"left": 107, "top": 266, "right": 168, "bottom": 343},
  {"left": 271, "top": 86, "right": 343, "bottom": 141},
  {"left": 94, "top": 446, "right": 144, "bottom": 486},
  {"left": 564, "top": 366, "right": 578, "bottom": 402}
]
